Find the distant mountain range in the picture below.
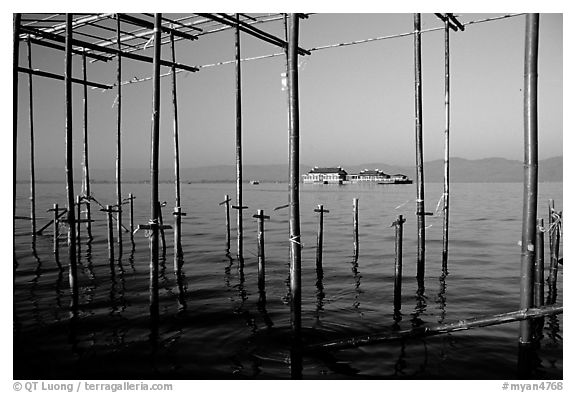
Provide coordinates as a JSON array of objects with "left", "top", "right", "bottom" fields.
[{"left": 17, "top": 156, "right": 562, "bottom": 183}]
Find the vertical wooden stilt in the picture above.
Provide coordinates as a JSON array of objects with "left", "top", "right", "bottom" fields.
[
  {"left": 287, "top": 13, "right": 303, "bottom": 351},
  {"left": 221, "top": 195, "right": 231, "bottom": 251},
  {"left": 170, "top": 32, "right": 184, "bottom": 261},
  {"left": 393, "top": 215, "right": 405, "bottom": 312},
  {"left": 413, "top": 13, "right": 426, "bottom": 286},
  {"left": 315, "top": 205, "right": 329, "bottom": 275},
  {"left": 234, "top": 14, "right": 244, "bottom": 262},
  {"left": 253, "top": 209, "right": 270, "bottom": 292},
  {"left": 115, "top": 14, "right": 123, "bottom": 256},
  {"left": 76, "top": 195, "right": 81, "bottom": 257},
  {"left": 64, "top": 13, "right": 79, "bottom": 314},
  {"left": 518, "top": 13, "right": 539, "bottom": 349},
  {"left": 105, "top": 205, "right": 115, "bottom": 263},
  {"left": 353, "top": 198, "right": 359, "bottom": 257},
  {"left": 81, "top": 51, "right": 92, "bottom": 240},
  {"left": 441, "top": 16, "right": 450, "bottom": 271},
  {"left": 128, "top": 193, "right": 135, "bottom": 244},
  {"left": 26, "top": 39, "right": 37, "bottom": 238},
  {"left": 52, "top": 203, "right": 60, "bottom": 259},
  {"left": 149, "top": 13, "right": 162, "bottom": 335},
  {"left": 534, "top": 218, "right": 544, "bottom": 307}
]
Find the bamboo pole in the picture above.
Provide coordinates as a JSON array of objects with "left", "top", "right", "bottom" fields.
[
  {"left": 519, "top": 13, "right": 539, "bottom": 346},
  {"left": 149, "top": 13, "right": 162, "bottom": 334},
  {"left": 315, "top": 205, "right": 329, "bottom": 275},
  {"left": 128, "top": 193, "right": 135, "bottom": 244},
  {"left": 235, "top": 13, "right": 244, "bottom": 262},
  {"left": 105, "top": 205, "right": 115, "bottom": 263},
  {"left": 65, "top": 13, "right": 79, "bottom": 314},
  {"left": 353, "top": 198, "right": 359, "bottom": 256},
  {"left": 547, "top": 200, "right": 560, "bottom": 303},
  {"left": 116, "top": 14, "right": 123, "bottom": 256},
  {"left": 441, "top": 16, "right": 450, "bottom": 270},
  {"left": 393, "top": 215, "right": 405, "bottom": 311},
  {"left": 413, "top": 13, "right": 426, "bottom": 285},
  {"left": 170, "top": 32, "right": 183, "bottom": 260},
  {"left": 219, "top": 195, "right": 232, "bottom": 251},
  {"left": 253, "top": 209, "right": 270, "bottom": 292},
  {"left": 81, "top": 52, "right": 92, "bottom": 240},
  {"left": 26, "top": 38, "right": 37, "bottom": 238},
  {"left": 159, "top": 202, "right": 167, "bottom": 256},
  {"left": 51, "top": 203, "right": 60, "bottom": 258},
  {"left": 534, "top": 218, "right": 544, "bottom": 307},
  {"left": 287, "top": 13, "right": 303, "bottom": 344},
  {"left": 76, "top": 195, "right": 81, "bottom": 257},
  {"left": 13, "top": 14, "right": 21, "bottom": 231},
  {"left": 309, "top": 305, "right": 562, "bottom": 352}
]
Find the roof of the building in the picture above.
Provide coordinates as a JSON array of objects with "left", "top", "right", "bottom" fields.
[
  {"left": 308, "top": 167, "right": 348, "bottom": 175},
  {"left": 358, "top": 169, "right": 389, "bottom": 177}
]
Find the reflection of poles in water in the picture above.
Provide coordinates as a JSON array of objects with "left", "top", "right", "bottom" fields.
[
  {"left": 30, "top": 241, "right": 42, "bottom": 326},
  {"left": 257, "top": 290, "right": 273, "bottom": 329},
  {"left": 315, "top": 252, "right": 325, "bottom": 326},
  {"left": 393, "top": 340, "right": 407, "bottom": 377},
  {"left": 175, "top": 252, "right": 187, "bottom": 311},
  {"left": 128, "top": 239, "right": 136, "bottom": 272},
  {"left": 411, "top": 285, "right": 427, "bottom": 329}
]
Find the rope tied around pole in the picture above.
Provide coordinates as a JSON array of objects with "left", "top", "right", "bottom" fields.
[{"left": 289, "top": 235, "right": 304, "bottom": 248}]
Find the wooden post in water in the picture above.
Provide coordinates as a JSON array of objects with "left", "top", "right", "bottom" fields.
[
  {"left": 287, "top": 13, "right": 303, "bottom": 344},
  {"left": 81, "top": 51, "right": 92, "bottom": 240},
  {"left": 128, "top": 193, "right": 135, "bottom": 244},
  {"left": 518, "top": 13, "right": 539, "bottom": 348},
  {"left": 534, "top": 218, "right": 545, "bottom": 307},
  {"left": 51, "top": 204, "right": 60, "bottom": 258},
  {"left": 103, "top": 205, "right": 115, "bottom": 263},
  {"left": 220, "top": 195, "right": 232, "bottom": 251},
  {"left": 149, "top": 13, "right": 162, "bottom": 333},
  {"left": 253, "top": 209, "right": 270, "bottom": 291},
  {"left": 64, "top": 13, "right": 79, "bottom": 313},
  {"left": 76, "top": 195, "right": 81, "bottom": 256},
  {"left": 234, "top": 13, "right": 244, "bottom": 262},
  {"left": 26, "top": 39, "right": 37, "bottom": 237},
  {"left": 115, "top": 14, "right": 123, "bottom": 255},
  {"left": 413, "top": 13, "right": 426, "bottom": 285},
  {"left": 393, "top": 215, "right": 406, "bottom": 311},
  {"left": 314, "top": 205, "right": 329, "bottom": 275},
  {"left": 158, "top": 202, "right": 167, "bottom": 256},
  {"left": 170, "top": 32, "right": 184, "bottom": 260},
  {"left": 441, "top": 16, "right": 450, "bottom": 271},
  {"left": 353, "top": 198, "right": 359, "bottom": 257},
  {"left": 547, "top": 200, "right": 560, "bottom": 301}
]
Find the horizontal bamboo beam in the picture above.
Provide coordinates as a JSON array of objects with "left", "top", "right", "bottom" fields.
[
  {"left": 27, "top": 37, "right": 110, "bottom": 62},
  {"left": 308, "top": 305, "right": 563, "bottom": 352},
  {"left": 20, "top": 26, "right": 199, "bottom": 73},
  {"left": 18, "top": 66, "right": 113, "bottom": 89},
  {"left": 117, "top": 13, "right": 198, "bottom": 42},
  {"left": 197, "top": 13, "right": 311, "bottom": 56},
  {"left": 19, "top": 13, "right": 113, "bottom": 37}
]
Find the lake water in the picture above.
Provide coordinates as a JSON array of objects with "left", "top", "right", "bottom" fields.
[{"left": 13, "top": 181, "right": 563, "bottom": 379}]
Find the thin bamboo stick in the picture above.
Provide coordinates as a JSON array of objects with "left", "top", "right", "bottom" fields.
[
  {"left": 149, "top": 13, "right": 162, "bottom": 335},
  {"left": 534, "top": 218, "right": 544, "bottom": 307},
  {"left": 81, "top": 52, "right": 93, "bottom": 240},
  {"left": 235, "top": 14, "right": 244, "bottom": 262},
  {"left": 253, "top": 209, "right": 269, "bottom": 292},
  {"left": 76, "top": 195, "right": 81, "bottom": 257},
  {"left": 26, "top": 38, "right": 37, "bottom": 238},
  {"left": 441, "top": 16, "right": 450, "bottom": 270},
  {"left": 220, "top": 195, "right": 232, "bottom": 251},
  {"left": 309, "top": 305, "right": 563, "bottom": 352},
  {"left": 393, "top": 215, "right": 405, "bottom": 311},
  {"left": 65, "top": 13, "right": 79, "bottom": 314},
  {"left": 353, "top": 198, "right": 359, "bottom": 256},
  {"left": 287, "top": 13, "right": 303, "bottom": 344},
  {"left": 170, "top": 32, "right": 183, "bottom": 260},
  {"left": 17, "top": 66, "right": 113, "bottom": 90},
  {"left": 116, "top": 14, "right": 123, "bottom": 255},
  {"left": 413, "top": 13, "right": 426, "bottom": 284},
  {"left": 519, "top": 13, "right": 539, "bottom": 345},
  {"left": 315, "top": 205, "right": 328, "bottom": 275}
]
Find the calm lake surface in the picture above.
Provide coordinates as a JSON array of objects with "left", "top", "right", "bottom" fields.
[{"left": 13, "top": 181, "right": 563, "bottom": 379}]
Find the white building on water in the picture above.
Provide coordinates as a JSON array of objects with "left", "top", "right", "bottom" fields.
[{"left": 303, "top": 167, "right": 412, "bottom": 184}]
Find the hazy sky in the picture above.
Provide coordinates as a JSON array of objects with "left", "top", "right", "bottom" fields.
[{"left": 14, "top": 13, "right": 562, "bottom": 173}]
